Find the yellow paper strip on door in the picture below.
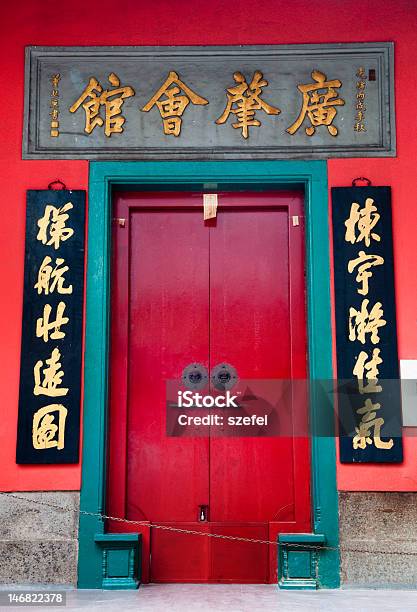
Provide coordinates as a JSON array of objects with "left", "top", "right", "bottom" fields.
[{"left": 203, "top": 194, "right": 218, "bottom": 220}]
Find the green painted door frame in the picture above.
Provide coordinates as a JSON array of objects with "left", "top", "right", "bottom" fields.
[{"left": 78, "top": 160, "right": 340, "bottom": 589}]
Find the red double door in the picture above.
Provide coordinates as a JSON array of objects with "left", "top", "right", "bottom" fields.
[{"left": 107, "top": 190, "right": 311, "bottom": 583}]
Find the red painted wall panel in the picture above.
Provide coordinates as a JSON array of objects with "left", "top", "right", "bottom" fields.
[{"left": 1, "top": 0, "right": 416, "bottom": 491}]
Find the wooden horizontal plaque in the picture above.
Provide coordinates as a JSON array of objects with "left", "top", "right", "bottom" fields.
[{"left": 23, "top": 44, "right": 395, "bottom": 160}]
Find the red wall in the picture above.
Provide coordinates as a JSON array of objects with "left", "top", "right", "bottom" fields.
[{"left": 1, "top": 0, "right": 417, "bottom": 492}]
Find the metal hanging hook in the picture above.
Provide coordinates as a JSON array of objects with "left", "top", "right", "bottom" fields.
[
  {"left": 48, "top": 179, "right": 67, "bottom": 190},
  {"left": 352, "top": 177, "right": 372, "bottom": 187}
]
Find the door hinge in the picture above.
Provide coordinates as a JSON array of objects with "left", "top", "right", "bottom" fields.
[{"left": 113, "top": 217, "right": 126, "bottom": 227}]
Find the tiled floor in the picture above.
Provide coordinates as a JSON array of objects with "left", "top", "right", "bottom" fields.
[{"left": 2, "top": 584, "right": 417, "bottom": 611}]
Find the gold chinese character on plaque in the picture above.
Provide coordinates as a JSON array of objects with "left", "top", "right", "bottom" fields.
[
  {"left": 34, "top": 256, "right": 73, "bottom": 295},
  {"left": 354, "top": 67, "right": 367, "bottom": 132},
  {"left": 348, "top": 298, "right": 386, "bottom": 345},
  {"left": 32, "top": 404, "right": 67, "bottom": 450},
  {"left": 70, "top": 73, "right": 135, "bottom": 137},
  {"left": 347, "top": 250, "right": 384, "bottom": 295},
  {"left": 33, "top": 347, "right": 68, "bottom": 397},
  {"left": 37, "top": 202, "right": 74, "bottom": 250},
  {"left": 344, "top": 198, "right": 381, "bottom": 246},
  {"left": 354, "top": 123, "right": 366, "bottom": 133},
  {"left": 50, "top": 73, "right": 61, "bottom": 137},
  {"left": 353, "top": 348, "right": 383, "bottom": 394},
  {"left": 352, "top": 398, "right": 393, "bottom": 450},
  {"left": 141, "top": 71, "right": 208, "bottom": 136},
  {"left": 216, "top": 70, "right": 280, "bottom": 139},
  {"left": 287, "top": 70, "right": 345, "bottom": 137},
  {"left": 36, "top": 302, "right": 69, "bottom": 343}
]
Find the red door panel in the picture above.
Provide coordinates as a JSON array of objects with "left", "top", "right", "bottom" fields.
[
  {"left": 209, "top": 524, "right": 269, "bottom": 583},
  {"left": 151, "top": 524, "right": 210, "bottom": 582},
  {"left": 108, "top": 194, "right": 211, "bottom": 582},
  {"left": 209, "top": 193, "right": 310, "bottom": 582},
  {"left": 127, "top": 205, "right": 210, "bottom": 524},
  {"left": 209, "top": 201, "right": 292, "bottom": 524},
  {"left": 107, "top": 191, "right": 310, "bottom": 584}
]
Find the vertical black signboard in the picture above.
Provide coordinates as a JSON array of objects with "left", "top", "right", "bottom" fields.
[
  {"left": 16, "top": 190, "right": 85, "bottom": 463},
  {"left": 332, "top": 186, "right": 403, "bottom": 463}
]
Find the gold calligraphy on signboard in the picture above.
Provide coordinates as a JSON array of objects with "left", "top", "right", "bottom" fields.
[
  {"left": 286, "top": 70, "right": 345, "bottom": 136},
  {"left": 65, "top": 67, "right": 349, "bottom": 141},
  {"left": 33, "top": 347, "right": 68, "bottom": 397},
  {"left": 215, "top": 70, "right": 280, "bottom": 139},
  {"left": 142, "top": 71, "right": 208, "bottom": 136},
  {"left": 50, "top": 74, "right": 61, "bottom": 137},
  {"left": 69, "top": 73, "right": 135, "bottom": 137},
  {"left": 354, "top": 67, "right": 367, "bottom": 132},
  {"left": 34, "top": 256, "right": 73, "bottom": 295},
  {"left": 36, "top": 202, "right": 74, "bottom": 249},
  {"left": 31, "top": 200, "right": 76, "bottom": 451},
  {"left": 344, "top": 196, "right": 394, "bottom": 450},
  {"left": 32, "top": 404, "right": 67, "bottom": 450}
]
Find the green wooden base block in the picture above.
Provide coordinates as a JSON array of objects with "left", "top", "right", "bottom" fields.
[
  {"left": 278, "top": 533, "right": 326, "bottom": 590},
  {"left": 94, "top": 534, "right": 141, "bottom": 589}
]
